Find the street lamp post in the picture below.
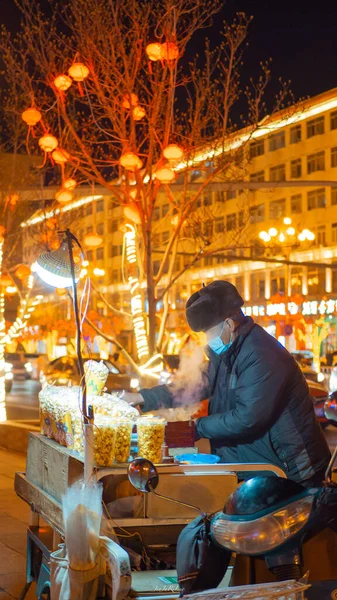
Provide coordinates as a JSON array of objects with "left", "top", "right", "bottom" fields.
[{"left": 259, "top": 218, "right": 315, "bottom": 348}]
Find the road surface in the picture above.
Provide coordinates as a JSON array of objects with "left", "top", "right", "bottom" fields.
[{"left": 5, "top": 378, "right": 40, "bottom": 421}]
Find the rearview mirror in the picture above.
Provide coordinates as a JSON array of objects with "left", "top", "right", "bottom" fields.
[{"left": 127, "top": 458, "right": 159, "bottom": 493}]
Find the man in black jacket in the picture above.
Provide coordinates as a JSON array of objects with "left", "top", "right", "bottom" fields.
[{"left": 126, "top": 280, "right": 330, "bottom": 487}]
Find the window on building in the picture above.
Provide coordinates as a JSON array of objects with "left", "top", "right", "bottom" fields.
[
  {"left": 203, "top": 256, "right": 213, "bottom": 266},
  {"left": 153, "top": 233, "right": 160, "bottom": 247},
  {"left": 290, "top": 124, "right": 302, "bottom": 144},
  {"left": 250, "top": 170, "right": 264, "bottom": 182},
  {"left": 86, "top": 204, "right": 92, "bottom": 216},
  {"left": 162, "top": 231, "right": 169, "bottom": 243},
  {"left": 307, "top": 268, "right": 325, "bottom": 295},
  {"left": 226, "top": 190, "right": 236, "bottom": 200},
  {"left": 87, "top": 250, "right": 93, "bottom": 261},
  {"left": 112, "top": 269, "right": 120, "bottom": 282},
  {"left": 269, "top": 131, "right": 285, "bottom": 152},
  {"left": 290, "top": 267, "right": 303, "bottom": 294},
  {"left": 204, "top": 220, "right": 213, "bottom": 237},
  {"left": 238, "top": 211, "right": 245, "bottom": 228},
  {"left": 270, "top": 198, "right": 286, "bottom": 220},
  {"left": 331, "top": 111, "right": 337, "bottom": 130},
  {"left": 316, "top": 225, "right": 326, "bottom": 246},
  {"left": 174, "top": 256, "right": 181, "bottom": 272},
  {"left": 332, "top": 223, "right": 337, "bottom": 243},
  {"left": 249, "top": 203, "right": 265, "bottom": 223},
  {"left": 269, "top": 164, "right": 286, "bottom": 182},
  {"left": 191, "top": 169, "right": 201, "bottom": 181},
  {"left": 291, "top": 194, "right": 302, "bottom": 213},
  {"left": 110, "top": 219, "right": 119, "bottom": 233},
  {"left": 215, "top": 191, "right": 225, "bottom": 203},
  {"left": 97, "top": 222, "right": 104, "bottom": 235},
  {"left": 153, "top": 206, "right": 160, "bottom": 220},
  {"left": 203, "top": 190, "right": 212, "bottom": 206},
  {"left": 307, "top": 151, "right": 325, "bottom": 173},
  {"left": 111, "top": 245, "right": 122, "bottom": 257},
  {"left": 271, "top": 276, "right": 285, "bottom": 295},
  {"left": 214, "top": 218, "right": 224, "bottom": 233},
  {"left": 307, "top": 116, "right": 325, "bottom": 138},
  {"left": 332, "top": 189, "right": 337, "bottom": 205},
  {"left": 331, "top": 147, "right": 337, "bottom": 168},
  {"left": 96, "top": 199, "right": 104, "bottom": 212},
  {"left": 290, "top": 158, "right": 302, "bottom": 178},
  {"left": 96, "top": 247, "right": 104, "bottom": 260},
  {"left": 250, "top": 139, "right": 264, "bottom": 158},
  {"left": 307, "top": 188, "right": 326, "bottom": 210},
  {"left": 153, "top": 260, "right": 160, "bottom": 275},
  {"left": 162, "top": 204, "right": 169, "bottom": 217},
  {"left": 226, "top": 213, "right": 236, "bottom": 231}
]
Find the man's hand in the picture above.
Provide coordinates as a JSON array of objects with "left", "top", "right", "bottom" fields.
[{"left": 122, "top": 392, "right": 144, "bottom": 407}]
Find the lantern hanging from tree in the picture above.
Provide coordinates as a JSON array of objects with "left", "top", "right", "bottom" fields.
[
  {"left": 22, "top": 107, "right": 42, "bottom": 127},
  {"left": 119, "top": 152, "right": 142, "bottom": 171},
  {"left": 155, "top": 167, "right": 175, "bottom": 183},
  {"left": 68, "top": 62, "right": 89, "bottom": 82},
  {"left": 123, "top": 203, "right": 142, "bottom": 224},
  {"left": 132, "top": 106, "right": 146, "bottom": 121},
  {"left": 122, "top": 93, "right": 138, "bottom": 109},
  {"left": 63, "top": 178, "right": 77, "bottom": 190},
  {"left": 38, "top": 134, "right": 58, "bottom": 153},
  {"left": 54, "top": 75, "right": 72, "bottom": 91},
  {"left": 145, "top": 43, "right": 163, "bottom": 61},
  {"left": 52, "top": 148, "right": 71, "bottom": 164},
  {"left": 55, "top": 189, "right": 73, "bottom": 203},
  {"left": 161, "top": 42, "right": 179, "bottom": 61},
  {"left": 84, "top": 233, "right": 103, "bottom": 247},
  {"left": 163, "top": 144, "right": 183, "bottom": 160},
  {"left": 1, "top": 274, "right": 13, "bottom": 287},
  {"left": 15, "top": 265, "right": 31, "bottom": 280}
]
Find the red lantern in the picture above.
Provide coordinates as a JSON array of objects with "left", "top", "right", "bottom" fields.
[
  {"left": 55, "top": 189, "right": 73, "bottom": 203},
  {"left": 163, "top": 144, "right": 183, "bottom": 160},
  {"left": 22, "top": 107, "right": 42, "bottom": 126},
  {"left": 38, "top": 134, "right": 58, "bottom": 153},
  {"left": 146, "top": 43, "right": 163, "bottom": 61},
  {"left": 54, "top": 75, "right": 72, "bottom": 91},
  {"left": 68, "top": 62, "right": 89, "bottom": 82},
  {"left": 161, "top": 42, "right": 179, "bottom": 61},
  {"left": 84, "top": 233, "right": 103, "bottom": 247},
  {"left": 132, "top": 106, "right": 146, "bottom": 121},
  {"left": 119, "top": 152, "right": 142, "bottom": 171},
  {"left": 122, "top": 93, "right": 138, "bottom": 109},
  {"left": 63, "top": 178, "right": 77, "bottom": 190},
  {"left": 15, "top": 265, "right": 31, "bottom": 280},
  {"left": 155, "top": 167, "right": 175, "bottom": 183},
  {"left": 52, "top": 148, "right": 71, "bottom": 164}
]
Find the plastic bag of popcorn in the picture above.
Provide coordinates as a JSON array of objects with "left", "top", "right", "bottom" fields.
[
  {"left": 113, "top": 419, "right": 133, "bottom": 463},
  {"left": 84, "top": 360, "right": 109, "bottom": 395},
  {"left": 137, "top": 417, "right": 166, "bottom": 464},
  {"left": 93, "top": 415, "right": 117, "bottom": 467}
]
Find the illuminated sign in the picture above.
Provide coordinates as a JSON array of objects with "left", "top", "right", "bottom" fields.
[{"left": 243, "top": 298, "right": 337, "bottom": 318}]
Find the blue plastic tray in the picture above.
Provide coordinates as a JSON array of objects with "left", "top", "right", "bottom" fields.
[{"left": 176, "top": 453, "right": 220, "bottom": 464}]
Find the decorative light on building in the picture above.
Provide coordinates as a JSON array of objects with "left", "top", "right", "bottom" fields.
[
  {"left": 123, "top": 224, "right": 149, "bottom": 361},
  {"left": 283, "top": 217, "right": 292, "bottom": 225},
  {"left": 21, "top": 195, "right": 103, "bottom": 228}
]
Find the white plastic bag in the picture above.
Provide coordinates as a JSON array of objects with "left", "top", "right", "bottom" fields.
[{"left": 50, "top": 543, "right": 103, "bottom": 600}]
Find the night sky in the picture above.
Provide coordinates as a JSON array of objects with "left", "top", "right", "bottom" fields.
[{"left": 0, "top": 0, "right": 336, "bottom": 102}]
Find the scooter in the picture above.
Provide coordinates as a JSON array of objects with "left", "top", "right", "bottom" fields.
[{"left": 127, "top": 402, "right": 337, "bottom": 598}]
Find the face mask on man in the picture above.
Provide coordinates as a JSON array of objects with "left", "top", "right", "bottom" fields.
[{"left": 208, "top": 322, "right": 232, "bottom": 355}]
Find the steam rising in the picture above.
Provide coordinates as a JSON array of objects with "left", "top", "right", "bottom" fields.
[{"left": 170, "top": 341, "right": 208, "bottom": 407}]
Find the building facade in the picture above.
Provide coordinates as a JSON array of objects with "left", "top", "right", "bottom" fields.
[{"left": 21, "top": 88, "right": 337, "bottom": 353}]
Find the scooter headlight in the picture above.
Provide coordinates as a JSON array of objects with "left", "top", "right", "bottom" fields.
[{"left": 211, "top": 494, "right": 315, "bottom": 556}]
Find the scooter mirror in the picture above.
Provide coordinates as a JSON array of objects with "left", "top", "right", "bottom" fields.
[
  {"left": 127, "top": 458, "right": 159, "bottom": 493},
  {"left": 324, "top": 396, "right": 337, "bottom": 423}
]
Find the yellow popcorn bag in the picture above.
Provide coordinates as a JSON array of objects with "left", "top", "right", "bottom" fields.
[
  {"left": 137, "top": 417, "right": 166, "bottom": 464},
  {"left": 113, "top": 419, "right": 133, "bottom": 463},
  {"left": 93, "top": 416, "right": 117, "bottom": 467}
]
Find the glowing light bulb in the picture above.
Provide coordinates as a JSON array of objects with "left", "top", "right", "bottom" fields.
[
  {"left": 268, "top": 228, "right": 278, "bottom": 237},
  {"left": 286, "top": 227, "right": 295, "bottom": 236},
  {"left": 278, "top": 233, "right": 286, "bottom": 242},
  {"left": 283, "top": 217, "right": 292, "bottom": 225}
]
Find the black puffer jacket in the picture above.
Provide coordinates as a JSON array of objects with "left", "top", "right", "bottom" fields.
[{"left": 140, "top": 317, "right": 330, "bottom": 484}]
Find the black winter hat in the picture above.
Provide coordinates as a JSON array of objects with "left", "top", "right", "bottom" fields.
[{"left": 185, "top": 280, "right": 244, "bottom": 332}]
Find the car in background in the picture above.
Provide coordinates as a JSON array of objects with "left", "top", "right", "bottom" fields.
[
  {"left": 40, "top": 356, "right": 140, "bottom": 392},
  {"left": 23, "top": 353, "right": 48, "bottom": 380},
  {"left": 5, "top": 352, "right": 32, "bottom": 381}
]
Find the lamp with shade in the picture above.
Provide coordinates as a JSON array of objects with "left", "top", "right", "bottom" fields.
[{"left": 33, "top": 229, "right": 94, "bottom": 478}]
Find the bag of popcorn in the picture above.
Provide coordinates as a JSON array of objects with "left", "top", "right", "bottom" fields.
[{"left": 137, "top": 417, "right": 166, "bottom": 464}]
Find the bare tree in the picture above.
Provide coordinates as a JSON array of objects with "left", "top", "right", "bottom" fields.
[{"left": 0, "top": 0, "right": 293, "bottom": 358}]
